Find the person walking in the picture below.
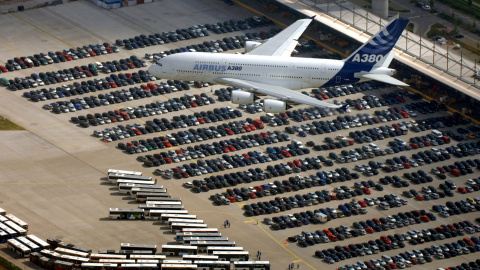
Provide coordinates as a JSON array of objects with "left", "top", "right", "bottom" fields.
[
  {"left": 297, "top": 263, "right": 299, "bottom": 269},
  {"left": 224, "top": 221, "right": 226, "bottom": 228},
  {"left": 288, "top": 264, "right": 291, "bottom": 270},
  {"left": 291, "top": 263, "right": 294, "bottom": 269}
]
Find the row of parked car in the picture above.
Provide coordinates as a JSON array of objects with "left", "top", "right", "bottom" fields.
[
  {"left": 1, "top": 43, "right": 119, "bottom": 74},
  {"left": 116, "top": 16, "right": 273, "bottom": 50},
  {"left": 337, "top": 235, "right": 480, "bottom": 269},
  {"left": 242, "top": 178, "right": 379, "bottom": 217},
  {"left": 130, "top": 130, "right": 290, "bottom": 166}
]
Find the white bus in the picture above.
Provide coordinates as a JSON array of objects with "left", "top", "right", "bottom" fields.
[
  {"left": 0, "top": 207, "right": 6, "bottom": 215},
  {"left": 120, "top": 263, "right": 158, "bottom": 269},
  {"left": 99, "top": 259, "right": 136, "bottom": 264},
  {"left": 176, "top": 232, "right": 222, "bottom": 242},
  {"left": 0, "top": 222, "right": 19, "bottom": 237},
  {"left": 7, "top": 238, "right": 31, "bottom": 257},
  {"left": 80, "top": 263, "right": 118, "bottom": 270},
  {"left": 181, "top": 228, "right": 219, "bottom": 233},
  {"left": 116, "top": 179, "right": 155, "bottom": 186},
  {"left": 89, "top": 253, "right": 127, "bottom": 262},
  {"left": 118, "top": 183, "right": 163, "bottom": 194},
  {"left": 55, "top": 247, "right": 90, "bottom": 258},
  {"left": 161, "top": 214, "right": 197, "bottom": 223},
  {"left": 26, "top": 235, "right": 51, "bottom": 249},
  {"left": 213, "top": 251, "right": 249, "bottom": 261},
  {"left": 109, "top": 173, "right": 152, "bottom": 183},
  {"left": 149, "top": 210, "right": 189, "bottom": 220},
  {"left": 129, "top": 254, "right": 166, "bottom": 261},
  {"left": 58, "top": 254, "right": 90, "bottom": 265},
  {"left": 233, "top": 261, "right": 271, "bottom": 270},
  {"left": 145, "top": 197, "right": 180, "bottom": 202},
  {"left": 194, "top": 260, "right": 230, "bottom": 270},
  {"left": 145, "top": 201, "right": 182, "bottom": 205},
  {"left": 206, "top": 246, "right": 244, "bottom": 254},
  {"left": 168, "top": 219, "right": 204, "bottom": 226},
  {"left": 134, "top": 191, "right": 169, "bottom": 201},
  {"left": 161, "top": 245, "right": 198, "bottom": 256},
  {"left": 108, "top": 169, "right": 143, "bottom": 176},
  {"left": 170, "top": 223, "right": 208, "bottom": 233},
  {"left": 183, "top": 255, "right": 219, "bottom": 261},
  {"left": 161, "top": 264, "right": 198, "bottom": 270},
  {"left": 16, "top": 236, "right": 41, "bottom": 252},
  {"left": 109, "top": 208, "right": 145, "bottom": 220},
  {"left": 0, "top": 215, "right": 8, "bottom": 222},
  {"left": 120, "top": 243, "right": 157, "bottom": 254},
  {"left": 190, "top": 241, "right": 235, "bottom": 253},
  {"left": 140, "top": 204, "right": 185, "bottom": 211},
  {"left": 183, "top": 237, "right": 229, "bottom": 245},
  {"left": 4, "top": 220, "right": 27, "bottom": 235},
  {"left": 5, "top": 214, "right": 28, "bottom": 229},
  {"left": 163, "top": 260, "right": 192, "bottom": 264}
]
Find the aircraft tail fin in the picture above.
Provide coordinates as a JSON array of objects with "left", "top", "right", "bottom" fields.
[{"left": 344, "top": 18, "right": 409, "bottom": 70}]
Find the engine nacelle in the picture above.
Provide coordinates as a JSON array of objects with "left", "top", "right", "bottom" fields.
[
  {"left": 231, "top": 90, "right": 257, "bottom": 104},
  {"left": 263, "top": 99, "right": 292, "bottom": 113},
  {"left": 245, "top": 41, "right": 263, "bottom": 53}
]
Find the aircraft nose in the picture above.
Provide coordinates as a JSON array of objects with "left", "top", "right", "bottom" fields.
[{"left": 148, "top": 64, "right": 162, "bottom": 78}]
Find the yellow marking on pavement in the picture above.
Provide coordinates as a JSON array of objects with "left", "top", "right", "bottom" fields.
[
  {"left": 244, "top": 220, "right": 254, "bottom": 223},
  {"left": 28, "top": 122, "right": 69, "bottom": 131},
  {"left": 247, "top": 216, "right": 316, "bottom": 269}
]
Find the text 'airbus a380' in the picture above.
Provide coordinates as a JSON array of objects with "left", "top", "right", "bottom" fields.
[{"left": 148, "top": 17, "right": 409, "bottom": 113}]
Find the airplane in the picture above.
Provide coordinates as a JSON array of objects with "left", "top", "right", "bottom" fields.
[{"left": 148, "top": 17, "right": 409, "bottom": 113}]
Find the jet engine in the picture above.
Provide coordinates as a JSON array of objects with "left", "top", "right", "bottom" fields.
[
  {"left": 263, "top": 99, "right": 292, "bottom": 113},
  {"left": 245, "top": 41, "right": 264, "bottom": 53},
  {"left": 231, "top": 90, "right": 257, "bottom": 104}
]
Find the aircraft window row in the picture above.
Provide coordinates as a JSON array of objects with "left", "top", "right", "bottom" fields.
[
  {"left": 270, "top": 75, "right": 303, "bottom": 79},
  {"left": 178, "top": 70, "right": 203, "bottom": 73},
  {"left": 297, "top": 67, "right": 320, "bottom": 70},
  {"left": 228, "top": 63, "right": 287, "bottom": 68},
  {"left": 212, "top": 72, "right": 260, "bottom": 76},
  {"left": 195, "top": 61, "right": 220, "bottom": 64}
]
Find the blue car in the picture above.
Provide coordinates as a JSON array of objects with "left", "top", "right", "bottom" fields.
[
  {"left": 266, "top": 147, "right": 276, "bottom": 154},
  {"left": 299, "top": 131, "right": 307, "bottom": 137}
]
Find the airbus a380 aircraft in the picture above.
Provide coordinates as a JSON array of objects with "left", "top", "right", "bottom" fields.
[{"left": 148, "top": 17, "right": 409, "bottom": 113}]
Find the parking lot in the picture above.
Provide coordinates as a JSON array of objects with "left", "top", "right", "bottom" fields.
[{"left": 0, "top": 0, "right": 480, "bottom": 269}]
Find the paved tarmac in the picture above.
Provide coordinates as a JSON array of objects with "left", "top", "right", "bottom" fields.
[{"left": 0, "top": 1, "right": 479, "bottom": 270}]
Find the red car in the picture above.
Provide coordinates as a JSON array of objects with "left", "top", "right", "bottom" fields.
[
  {"left": 249, "top": 124, "right": 256, "bottom": 130},
  {"left": 451, "top": 169, "right": 461, "bottom": 176},
  {"left": 415, "top": 194, "right": 425, "bottom": 201},
  {"left": 458, "top": 187, "right": 468, "bottom": 193},
  {"left": 436, "top": 166, "right": 446, "bottom": 173},
  {"left": 464, "top": 237, "right": 474, "bottom": 245},
  {"left": 0, "top": 65, "right": 7, "bottom": 72},
  {"left": 410, "top": 143, "right": 419, "bottom": 149},
  {"left": 281, "top": 150, "right": 291, "bottom": 157},
  {"left": 420, "top": 215, "right": 430, "bottom": 222},
  {"left": 402, "top": 162, "right": 412, "bottom": 169},
  {"left": 293, "top": 160, "right": 302, "bottom": 166},
  {"left": 423, "top": 140, "right": 431, "bottom": 146},
  {"left": 365, "top": 227, "right": 374, "bottom": 234},
  {"left": 380, "top": 235, "right": 391, "bottom": 244},
  {"left": 361, "top": 187, "right": 371, "bottom": 194},
  {"left": 358, "top": 200, "right": 367, "bottom": 207},
  {"left": 224, "top": 128, "right": 234, "bottom": 135}
]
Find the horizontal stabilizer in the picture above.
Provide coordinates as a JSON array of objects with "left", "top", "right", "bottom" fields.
[{"left": 360, "top": 74, "right": 408, "bottom": 86}]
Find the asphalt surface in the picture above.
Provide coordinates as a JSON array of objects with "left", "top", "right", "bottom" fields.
[{"left": 0, "top": 1, "right": 479, "bottom": 270}]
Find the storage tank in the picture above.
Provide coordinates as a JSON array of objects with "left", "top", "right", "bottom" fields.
[{"left": 372, "top": 0, "right": 388, "bottom": 18}]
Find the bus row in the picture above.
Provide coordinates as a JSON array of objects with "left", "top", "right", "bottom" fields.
[
  {"left": 0, "top": 213, "right": 29, "bottom": 229},
  {"left": 0, "top": 221, "right": 28, "bottom": 242},
  {"left": 32, "top": 252, "right": 269, "bottom": 270}
]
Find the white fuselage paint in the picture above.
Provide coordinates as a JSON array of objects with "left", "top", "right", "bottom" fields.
[{"left": 148, "top": 52, "right": 350, "bottom": 89}]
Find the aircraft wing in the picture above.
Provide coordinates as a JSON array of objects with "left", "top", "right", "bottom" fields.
[
  {"left": 215, "top": 77, "right": 342, "bottom": 109},
  {"left": 247, "top": 18, "right": 312, "bottom": 57},
  {"left": 359, "top": 74, "right": 409, "bottom": 86}
]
